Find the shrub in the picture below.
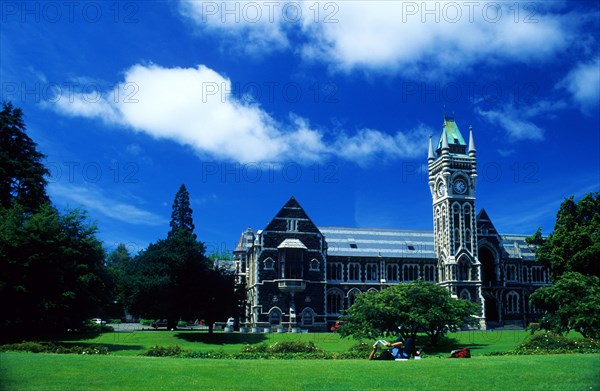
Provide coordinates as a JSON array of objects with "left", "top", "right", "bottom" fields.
[
  {"left": 335, "top": 342, "right": 372, "bottom": 359},
  {"left": 0, "top": 341, "right": 108, "bottom": 355},
  {"left": 266, "top": 341, "right": 322, "bottom": 354},
  {"left": 142, "top": 345, "right": 189, "bottom": 357},
  {"left": 140, "top": 319, "right": 156, "bottom": 326},
  {"left": 514, "top": 331, "right": 600, "bottom": 354},
  {"left": 108, "top": 319, "right": 122, "bottom": 324}
]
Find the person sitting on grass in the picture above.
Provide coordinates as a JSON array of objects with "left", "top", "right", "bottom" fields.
[{"left": 368, "top": 337, "right": 422, "bottom": 360}]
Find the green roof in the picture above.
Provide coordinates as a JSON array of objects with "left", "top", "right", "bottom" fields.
[{"left": 436, "top": 116, "right": 467, "bottom": 150}]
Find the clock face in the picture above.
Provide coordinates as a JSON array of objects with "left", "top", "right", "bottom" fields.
[
  {"left": 453, "top": 179, "right": 467, "bottom": 194},
  {"left": 437, "top": 182, "right": 446, "bottom": 197}
]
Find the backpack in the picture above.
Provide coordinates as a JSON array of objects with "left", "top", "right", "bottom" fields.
[{"left": 449, "top": 348, "right": 471, "bottom": 358}]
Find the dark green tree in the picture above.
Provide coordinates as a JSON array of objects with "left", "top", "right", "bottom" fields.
[
  {"left": 0, "top": 102, "right": 49, "bottom": 212},
  {"left": 200, "top": 267, "right": 237, "bottom": 333},
  {"left": 0, "top": 204, "right": 109, "bottom": 337},
  {"left": 527, "top": 193, "right": 600, "bottom": 279},
  {"left": 339, "top": 280, "right": 481, "bottom": 345},
  {"left": 168, "top": 184, "right": 195, "bottom": 238},
  {"left": 130, "top": 230, "right": 207, "bottom": 329},
  {"left": 530, "top": 272, "right": 600, "bottom": 339},
  {"left": 106, "top": 243, "right": 136, "bottom": 318},
  {"left": 527, "top": 193, "right": 600, "bottom": 338}
]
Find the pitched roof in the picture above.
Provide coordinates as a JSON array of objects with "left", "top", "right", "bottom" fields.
[{"left": 318, "top": 226, "right": 436, "bottom": 259}]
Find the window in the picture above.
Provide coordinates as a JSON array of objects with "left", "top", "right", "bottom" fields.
[
  {"left": 327, "top": 290, "right": 343, "bottom": 314},
  {"left": 506, "top": 265, "right": 517, "bottom": 281},
  {"left": 286, "top": 219, "right": 298, "bottom": 232},
  {"left": 506, "top": 291, "right": 519, "bottom": 313},
  {"left": 407, "top": 245, "right": 415, "bottom": 251},
  {"left": 348, "top": 263, "right": 361, "bottom": 281},
  {"left": 424, "top": 264, "right": 436, "bottom": 282},
  {"left": 458, "top": 259, "right": 469, "bottom": 281},
  {"left": 347, "top": 289, "right": 361, "bottom": 308},
  {"left": 349, "top": 243, "right": 358, "bottom": 249},
  {"left": 365, "top": 263, "right": 378, "bottom": 281},
  {"left": 460, "top": 289, "right": 471, "bottom": 301},
  {"left": 281, "top": 249, "right": 303, "bottom": 279},
  {"left": 309, "top": 259, "right": 320, "bottom": 271},
  {"left": 387, "top": 264, "right": 399, "bottom": 282},
  {"left": 327, "top": 263, "right": 343, "bottom": 281},
  {"left": 403, "top": 264, "right": 419, "bottom": 281},
  {"left": 301, "top": 308, "right": 314, "bottom": 326},
  {"left": 263, "top": 257, "right": 274, "bottom": 270},
  {"left": 269, "top": 309, "right": 282, "bottom": 325},
  {"left": 532, "top": 266, "right": 546, "bottom": 283}
]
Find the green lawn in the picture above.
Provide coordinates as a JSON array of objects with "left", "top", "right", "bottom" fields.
[
  {"left": 2, "top": 330, "right": 598, "bottom": 390},
  {"left": 53, "top": 329, "right": 532, "bottom": 356},
  {"left": 2, "top": 352, "right": 599, "bottom": 390}
]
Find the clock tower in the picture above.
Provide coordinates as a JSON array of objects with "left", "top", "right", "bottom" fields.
[{"left": 428, "top": 115, "right": 485, "bottom": 326}]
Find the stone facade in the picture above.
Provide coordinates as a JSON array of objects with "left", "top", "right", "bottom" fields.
[{"left": 233, "top": 116, "right": 550, "bottom": 330}]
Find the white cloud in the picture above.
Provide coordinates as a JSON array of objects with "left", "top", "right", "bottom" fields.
[
  {"left": 51, "top": 63, "right": 430, "bottom": 165},
  {"left": 476, "top": 104, "right": 544, "bottom": 141},
  {"left": 333, "top": 124, "right": 432, "bottom": 165},
  {"left": 476, "top": 98, "right": 569, "bottom": 142},
  {"left": 558, "top": 58, "right": 600, "bottom": 113},
  {"left": 177, "top": 1, "right": 579, "bottom": 77},
  {"left": 48, "top": 183, "right": 167, "bottom": 226}
]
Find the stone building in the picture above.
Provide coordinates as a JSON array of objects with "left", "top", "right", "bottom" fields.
[{"left": 233, "top": 115, "right": 550, "bottom": 331}]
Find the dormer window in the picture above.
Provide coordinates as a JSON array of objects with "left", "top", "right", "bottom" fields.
[{"left": 309, "top": 259, "right": 320, "bottom": 271}]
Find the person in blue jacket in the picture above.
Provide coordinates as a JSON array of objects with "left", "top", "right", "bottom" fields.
[{"left": 368, "top": 337, "right": 421, "bottom": 360}]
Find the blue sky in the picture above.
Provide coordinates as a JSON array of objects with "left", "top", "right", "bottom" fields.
[{"left": 1, "top": 1, "right": 599, "bottom": 256}]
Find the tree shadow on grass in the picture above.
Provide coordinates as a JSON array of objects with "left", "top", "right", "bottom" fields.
[
  {"left": 174, "top": 332, "right": 269, "bottom": 345},
  {"left": 415, "top": 335, "right": 492, "bottom": 357}
]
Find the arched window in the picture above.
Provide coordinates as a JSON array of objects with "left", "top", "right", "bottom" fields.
[
  {"left": 327, "top": 290, "right": 344, "bottom": 314},
  {"left": 365, "top": 264, "right": 378, "bottom": 281},
  {"left": 403, "top": 264, "right": 419, "bottom": 281},
  {"left": 460, "top": 289, "right": 471, "bottom": 301},
  {"left": 458, "top": 258, "right": 470, "bottom": 281},
  {"left": 327, "top": 263, "right": 343, "bottom": 281},
  {"left": 424, "top": 264, "right": 436, "bottom": 282},
  {"left": 387, "top": 264, "right": 398, "bottom": 282},
  {"left": 301, "top": 308, "right": 314, "bottom": 326},
  {"left": 347, "top": 288, "right": 361, "bottom": 308},
  {"left": 453, "top": 205, "right": 461, "bottom": 252},
  {"left": 506, "top": 291, "right": 519, "bottom": 313},
  {"left": 263, "top": 257, "right": 274, "bottom": 270},
  {"left": 309, "top": 259, "right": 320, "bottom": 271},
  {"left": 269, "top": 308, "right": 282, "bottom": 325},
  {"left": 348, "top": 263, "right": 361, "bottom": 281}
]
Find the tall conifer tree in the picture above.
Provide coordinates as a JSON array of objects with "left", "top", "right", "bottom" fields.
[
  {"left": 0, "top": 102, "right": 49, "bottom": 211},
  {"left": 168, "top": 184, "right": 195, "bottom": 238}
]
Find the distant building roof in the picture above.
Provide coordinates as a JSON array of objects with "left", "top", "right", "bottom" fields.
[
  {"left": 318, "top": 226, "right": 436, "bottom": 259},
  {"left": 319, "top": 226, "right": 535, "bottom": 261}
]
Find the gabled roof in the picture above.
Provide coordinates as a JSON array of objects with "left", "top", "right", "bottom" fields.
[{"left": 263, "top": 196, "right": 321, "bottom": 234}]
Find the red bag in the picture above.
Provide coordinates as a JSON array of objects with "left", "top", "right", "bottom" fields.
[{"left": 449, "top": 348, "right": 471, "bottom": 358}]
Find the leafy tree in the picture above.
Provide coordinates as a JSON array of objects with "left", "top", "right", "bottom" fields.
[
  {"left": 130, "top": 229, "right": 207, "bottom": 329},
  {"left": 106, "top": 244, "right": 135, "bottom": 318},
  {"left": 527, "top": 193, "right": 600, "bottom": 339},
  {"left": 168, "top": 184, "right": 195, "bottom": 238},
  {"left": 0, "top": 204, "right": 109, "bottom": 337},
  {"left": 339, "top": 280, "right": 480, "bottom": 345},
  {"left": 0, "top": 102, "right": 49, "bottom": 212},
  {"left": 527, "top": 193, "right": 600, "bottom": 279},
  {"left": 530, "top": 272, "right": 600, "bottom": 339},
  {"left": 200, "top": 267, "right": 237, "bottom": 333}
]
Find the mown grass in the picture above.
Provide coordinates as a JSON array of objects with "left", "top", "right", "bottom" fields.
[
  {"left": 2, "top": 352, "right": 599, "bottom": 390},
  {"left": 51, "top": 329, "right": 532, "bottom": 356}
]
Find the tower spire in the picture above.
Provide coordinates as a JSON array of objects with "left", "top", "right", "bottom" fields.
[
  {"left": 468, "top": 126, "right": 476, "bottom": 156},
  {"left": 428, "top": 135, "right": 435, "bottom": 161},
  {"left": 441, "top": 126, "right": 450, "bottom": 155}
]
